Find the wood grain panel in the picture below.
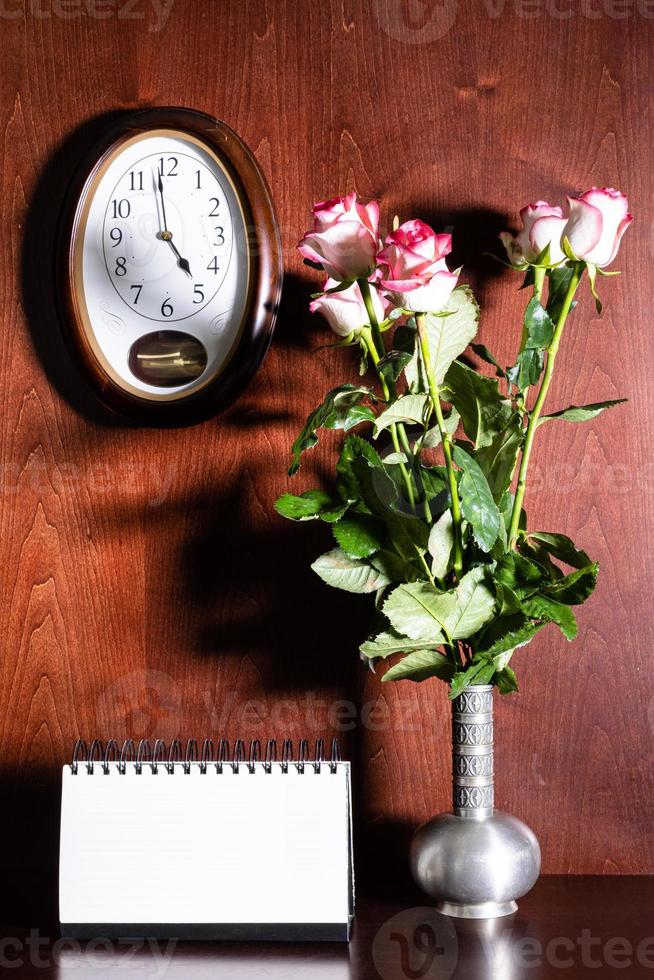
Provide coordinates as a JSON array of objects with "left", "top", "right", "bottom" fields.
[{"left": 0, "top": 2, "right": 651, "bottom": 919}]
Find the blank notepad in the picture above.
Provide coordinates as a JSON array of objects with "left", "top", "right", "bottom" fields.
[{"left": 59, "top": 739, "right": 354, "bottom": 941}]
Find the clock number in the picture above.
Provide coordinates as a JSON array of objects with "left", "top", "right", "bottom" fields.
[
  {"left": 213, "top": 226, "right": 225, "bottom": 246},
  {"left": 209, "top": 198, "right": 220, "bottom": 217},
  {"left": 193, "top": 284, "right": 205, "bottom": 305},
  {"left": 115, "top": 256, "right": 127, "bottom": 277},
  {"left": 195, "top": 170, "right": 202, "bottom": 190},
  {"left": 158, "top": 156, "right": 178, "bottom": 177},
  {"left": 109, "top": 228, "right": 123, "bottom": 248},
  {"left": 129, "top": 170, "right": 143, "bottom": 192},
  {"left": 112, "top": 199, "right": 131, "bottom": 219},
  {"left": 130, "top": 284, "right": 143, "bottom": 305},
  {"left": 207, "top": 257, "right": 220, "bottom": 275},
  {"left": 161, "top": 297, "right": 174, "bottom": 318}
]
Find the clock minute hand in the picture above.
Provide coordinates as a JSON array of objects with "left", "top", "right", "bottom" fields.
[{"left": 157, "top": 173, "right": 193, "bottom": 278}]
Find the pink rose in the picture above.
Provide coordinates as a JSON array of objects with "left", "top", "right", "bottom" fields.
[
  {"left": 376, "top": 220, "right": 459, "bottom": 313},
  {"left": 562, "top": 187, "right": 633, "bottom": 267},
  {"left": 309, "top": 278, "right": 386, "bottom": 338},
  {"left": 297, "top": 193, "right": 380, "bottom": 281},
  {"left": 500, "top": 201, "right": 567, "bottom": 268}
]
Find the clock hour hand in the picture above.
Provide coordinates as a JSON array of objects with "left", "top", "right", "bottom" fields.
[
  {"left": 162, "top": 232, "right": 193, "bottom": 278},
  {"left": 156, "top": 173, "right": 193, "bottom": 278}
]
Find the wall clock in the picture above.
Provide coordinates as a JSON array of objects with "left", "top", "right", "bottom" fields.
[{"left": 57, "top": 107, "right": 282, "bottom": 425}]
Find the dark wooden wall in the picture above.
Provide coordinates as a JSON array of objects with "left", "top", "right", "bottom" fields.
[{"left": 0, "top": 0, "right": 651, "bottom": 921}]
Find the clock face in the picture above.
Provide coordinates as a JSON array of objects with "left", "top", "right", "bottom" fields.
[{"left": 76, "top": 129, "right": 250, "bottom": 400}]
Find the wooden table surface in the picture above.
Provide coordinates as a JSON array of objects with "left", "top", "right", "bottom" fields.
[{"left": 2, "top": 876, "right": 653, "bottom": 978}]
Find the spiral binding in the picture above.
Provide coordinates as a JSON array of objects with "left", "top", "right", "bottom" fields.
[{"left": 70, "top": 738, "right": 342, "bottom": 775}]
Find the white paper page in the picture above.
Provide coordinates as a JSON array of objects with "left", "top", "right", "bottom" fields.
[{"left": 59, "top": 763, "right": 352, "bottom": 926}]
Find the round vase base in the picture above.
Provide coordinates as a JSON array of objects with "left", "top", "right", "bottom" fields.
[{"left": 436, "top": 899, "right": 518, "bottom": 919}]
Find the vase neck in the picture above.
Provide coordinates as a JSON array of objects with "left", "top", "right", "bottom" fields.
[{"left": 452, "top": 685, "right": 494, "bottom": 820}]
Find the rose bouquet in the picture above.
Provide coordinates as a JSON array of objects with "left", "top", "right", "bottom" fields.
[{"left": 276, "top": 190, "right": 631, "bottom": 698}]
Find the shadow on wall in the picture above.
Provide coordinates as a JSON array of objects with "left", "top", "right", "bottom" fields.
[
  {"left": 418, "top": 206, "right": 510, "bottom": 308},
  {"left": 21, "top": 111, "right": 132, "bottom": 428}
]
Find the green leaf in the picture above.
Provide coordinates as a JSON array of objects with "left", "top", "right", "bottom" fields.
[
  {"left": 496, "top": 666, "right": 518, "bottom": 694},
  {"left": 471, "top": 343, "right": 506, "bottom": 378},
  {"left": 405, "top": 286, "right": 480, "bottom": 388},
  {"left": 373, "top": 393, "right": 430, "bottom": 435},
  {"left": 495, "top": 552, "right": 544, "bottom": 590},
  {"left": 320, "top": 503, "right": 350, "bottom": 524},
  {"left": 538, "top": 399, "right": 627, "bottom": 426},
  {"left": 547, "top": 265, "right": 575, "bottom": 322},
  {"left": 523, "top": 296, "right": 555, "bottom": 349},
  {"left": 383, "top": 583, "right": 453, "bottom": 641},
  {"left": 522, "top": 594, "right": 578, "bottom": 640},
  {"left": 274, "top": 490, "right": 335, "bottom": 521},
  {"left": 417, "top": 409, "right": 460, "bottom": 450},
  {"left": 543, "top": 562, "right": 598, "bottom": 605},
  {"left": 452, "top": 445, "right": 501, "bottom": 552},
  {"left": 476, "top": 617, "right": 546, "bottom": 659},
  {"left": 377, "top": 349, "right": 414, "bottom": 385},
  {"left": 336, "top": 434, "right": 383, "bottom": 501},
  {"left": 527, "top": 532, "right": 591, "bottom": 569},
  {"left": 332, "top": 515, "right": 384, "bottom": 558},
  {"left": 474, "top": 413, "right": 523, "bottom": 503},
  {"left": 311, "top": 548, "right": 390, "bottom": 593},
  {"left": 507, "top": 348, "right": 544, "bottom": 390},
  {"left": 289, "top": 385, "right": 375, "bottom": 475},
  {"left": 419, "top": 465, "right": 449, "bottom": 501},
  {"left": 369, "top": 550, "right": 420, "bottom": 584},
  {"left": 496, "top": 582, "right": 524, "bottom": 616},
  {"left": 382, "top": 649, "right": 454, "bottom": 683},
  {"left": 444, "top": 360, "right": 513, "bottom": 449},
  {"left": 352, "top": 457, "right": 430, "bottom": 559},
  {"left": 449, "top": 659, "right": 495, "bottom": 699},
  {"left": 360, "top": 630, "right": 438, "bottom": 660},
  {"left": 445, "top": 565, "right": 496, "bottom": 640},
  {"left": 428, "top": 511, "right": 454, "bottom": 579}
]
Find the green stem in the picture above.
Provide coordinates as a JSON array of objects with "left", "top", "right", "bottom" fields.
[
  {"left": 417, "top": 551, "right": 436, "bottom": 587},
  {"left": 517, "top": 265, "right": 546, "bottom": 411},
  {"left": 508, "top": 263, "right": 584, "bottom": 549},
  {"left": 416, "top": 314, "right": 464, "bottom": 578},
  {"left": 359, "top": 279, "right": 386, "bottom": 361},
  {"left": 360, "top": 328, "right": 416, "bottom": 509},
  {"left": 358, "top": 279, "right": 420, "bottom": 512},
  {"left": 396, "top": 424, "right": 433, "bottom": 524}
]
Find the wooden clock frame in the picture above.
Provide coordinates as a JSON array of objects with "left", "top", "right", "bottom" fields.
[{"left": 56, "top": 107, "right": 283, "bottom": 427}]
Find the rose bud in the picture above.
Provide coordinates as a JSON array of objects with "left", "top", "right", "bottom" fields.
[
  {"left": 309, "top": 278, "right": 386, "bottom": 338},
  {"left": 376, "top": 220, "right": 459, "bottom": 313},
  {"left": 500, "top": 201, "right": 568, "bottom": 268},
  {"left": 297, "top": 193, "right": 380, "bottom": 282}
]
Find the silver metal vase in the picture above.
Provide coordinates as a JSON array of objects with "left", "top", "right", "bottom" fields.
[{"left": 410, "top": 685, "right": 540, "bottom": 918}]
